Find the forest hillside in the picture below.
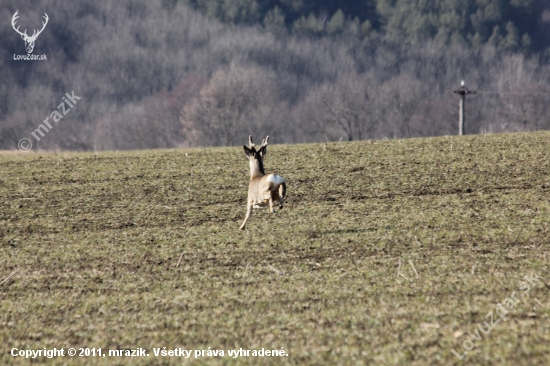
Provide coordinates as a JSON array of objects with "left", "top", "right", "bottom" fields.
[{"left": 1, "top": 0, "right": 549, "bottom": 151}]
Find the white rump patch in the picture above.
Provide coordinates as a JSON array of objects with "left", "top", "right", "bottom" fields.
[{"left": 266, "top": 174, "right": 285, "bottom": 186}]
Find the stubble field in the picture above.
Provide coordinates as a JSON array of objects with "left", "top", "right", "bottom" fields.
[{"left": 1, "top": 132, "right": 549, "bottom": 365}]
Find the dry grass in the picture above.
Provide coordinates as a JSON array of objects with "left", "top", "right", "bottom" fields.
[{"left": 1, "top": 132, "right": 550, "bottom": 365}]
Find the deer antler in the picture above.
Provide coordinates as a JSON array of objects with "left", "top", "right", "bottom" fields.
[
  {"left": 249, "top": 135, "right": 256, "bottom": 149},
  {"left": 258, "top": 136, "right": 269, "bottom": 157},
  {"left": 11, "top": 11, "right": 28, "bottom": 38},
  {"left": 28, "top": 13, "right": 48, "bottom": 41}
]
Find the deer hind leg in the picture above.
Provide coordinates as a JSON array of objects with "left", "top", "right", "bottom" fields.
[
  {"left": 269, "top": 198, "right": 274, "bottom": 213},
  {"left": 239, "top": 202, "right": 253, "bottom": 230},
  {"left": 278, "top": 182, "right": 286, "bottom": 209}
]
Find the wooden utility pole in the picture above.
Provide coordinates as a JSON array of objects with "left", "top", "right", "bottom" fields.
[{"left": 452, "top": 81, "right": 476, "bottom": 135}]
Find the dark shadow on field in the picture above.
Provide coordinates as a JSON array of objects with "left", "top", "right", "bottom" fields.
[
  {"left": 304, "top": 184, "right": 541, "bottom": 204},
  {"left": 304, "top": 228, "right": 376, "bottom": 238},
  {"left": 320, "top": 228, "right": 376, "bottom": 234}
]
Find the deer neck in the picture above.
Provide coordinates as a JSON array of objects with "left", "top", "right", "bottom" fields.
[{"left": 249, "top": 159, "right": 265, "bottom": 179}]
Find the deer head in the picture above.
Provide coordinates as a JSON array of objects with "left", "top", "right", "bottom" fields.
[
  {"left": 243, "top": 135, "right": 269, "bottom": 177},
  {"left": 12, "top": 11, "right": 49, "bottom": 54}
]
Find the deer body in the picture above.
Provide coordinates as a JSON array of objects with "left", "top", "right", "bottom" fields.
[
  {"left": 248, "top": 173, "right": 285, "bottom": 209},
  {"left": 240, "top": 136, "right": 286, "bottom": 230}
]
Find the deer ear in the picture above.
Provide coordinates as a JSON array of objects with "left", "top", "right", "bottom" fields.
[
  {"left": 258, "top": 145, "right": 267, "bottom": 157},
  {"left": 243, "top": 145, "right": 252, "bottom": 157}
]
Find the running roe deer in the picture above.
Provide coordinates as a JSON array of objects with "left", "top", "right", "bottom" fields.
[{"left": 240, "top": 135, "right": 286, "bottom": 230}]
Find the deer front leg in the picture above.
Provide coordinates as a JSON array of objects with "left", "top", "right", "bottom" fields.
[{"left": 240, "top": 202, "right": 253, "bottom": 230}]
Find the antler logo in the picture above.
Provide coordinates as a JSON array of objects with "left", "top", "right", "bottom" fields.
[{"left": 11, "top": 10, "right": 49, "bottom": 54}]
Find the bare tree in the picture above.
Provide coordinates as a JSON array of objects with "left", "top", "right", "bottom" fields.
[
  {"left": 304, "top": 74, "right": 382, "bottom": 142},
  {"left": 499, "top": 81, "right": 550, "bottom": 132},
  {"left": 181, "top": 65, "right": 288, "bottom": 147}
]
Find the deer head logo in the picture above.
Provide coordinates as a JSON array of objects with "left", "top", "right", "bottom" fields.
[{"left": 11, "top": 11, "right": 49, "bottom": 54}]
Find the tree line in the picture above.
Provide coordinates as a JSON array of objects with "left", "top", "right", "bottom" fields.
[
  {"left": 0, "top": 0, "right": 549, "bottom": 151},
  {"left": 181, "top": 0, "right": 550, "bottom": 54}
]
